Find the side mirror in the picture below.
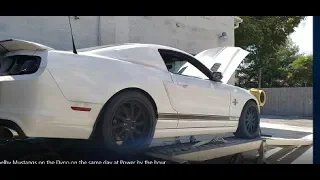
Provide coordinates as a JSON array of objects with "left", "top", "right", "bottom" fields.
[
  {"left": 166, "top": 64, "right": 173, "bottom": 69},
  {"left": 212, "top": 72, "right": 223, "bottom": 82}
]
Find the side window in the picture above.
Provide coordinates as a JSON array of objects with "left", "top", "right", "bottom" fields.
[
  {"left": 158, "top": 49, "right": 210, "bottom": 80},
  {"left": 165, "top": 57, "right": 187, "bottom": 74}
]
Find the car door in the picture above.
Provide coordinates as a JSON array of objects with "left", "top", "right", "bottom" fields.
[
  {"left": 158, "top": 49, "right": 231, "bottom": 128},
  {"left": 194, "top": 46, "right": 250, "bottom": 127}
]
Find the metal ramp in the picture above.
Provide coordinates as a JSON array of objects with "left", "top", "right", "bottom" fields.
[
  {"left": 0, "top": 126, "right": 313, "bottom": 163},
  {"left": 144, "top": 135, "right": 313, "bottom": 164}
]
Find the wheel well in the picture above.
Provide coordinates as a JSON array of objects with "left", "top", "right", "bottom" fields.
[
  {"left": 0, "top": 119, "right": 26, "bottom": 138},
  {"left": 247, "top": 99, "right": 258, "bottom": 105},
  {"left": 114, "top": 88, "right": 158, "bottom": 118},
  {"left": 89, "top": 87, "right": 158, "bottom": 139},
  {"left": 243, "top": 99, "right": 259, "bottom": 112}
]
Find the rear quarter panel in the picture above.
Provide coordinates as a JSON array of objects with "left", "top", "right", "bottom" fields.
[
  {"left": 46, "top": 51, "right": 177, "bottom": 115},
  {"left": 0, "top": 50, "right": 101, "bottom": 138}
]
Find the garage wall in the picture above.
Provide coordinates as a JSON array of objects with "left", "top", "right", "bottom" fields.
[
  {"left": 0, "top": 16, "right": 236, "bottom": 84},
  {"left": 126, "top": 16, "right": 234, "bottom": 54},
  {"left": 0, "top": 16, "right": 234, "bottom": 51},
  {"left": 0, "top": 16, "right": 100, "bottom": 50}
]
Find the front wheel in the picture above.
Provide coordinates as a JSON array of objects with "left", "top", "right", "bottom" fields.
[
  {"left": 100, "top": 91, "right": 156, "bottom": 155},
  {"left": 235, "top": 101, "right": 260, "bottom": 139}
]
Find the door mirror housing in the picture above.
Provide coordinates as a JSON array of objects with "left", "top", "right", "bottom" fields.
[
  {"left": 212, "top": 72, "right": 223, "bottom": 82},
  {"left": 166, "top": 64, "right": 173, "bottom": 69}
]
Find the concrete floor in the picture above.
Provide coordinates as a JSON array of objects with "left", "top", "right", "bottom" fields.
[
  {"left": 261, "top": 116, "right": 313, "bottom": 164},
  {"left": 291, "top": 146, "right": 313, "bottom": 164},
  {"left": 261, "top": 115, "right": 313, "bottom": 128}
]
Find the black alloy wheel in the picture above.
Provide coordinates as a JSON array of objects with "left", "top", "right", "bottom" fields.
[
  {"left": 100, "top": 91, "right": 156, "bottom": 155},
  {"left": 111, "top": 100, "right": 150, "bottom": 147},
  {"left": 235, "top": 101, "right": 260, "bottom": 139},
  {"left": 244, "top": 106, "right": 259, "bottom": 134}
]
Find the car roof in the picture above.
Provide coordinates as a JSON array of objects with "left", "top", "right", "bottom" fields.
[
  {"left": 77, "top": 43, "right": 139, "bottom": 52},
  {"left": 77, "top": 43, "right": 194, "bottom": 56}
]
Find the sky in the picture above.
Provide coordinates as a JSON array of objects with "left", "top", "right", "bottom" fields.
[{"left": 289, "top": 16, "right": 313, "bottom": 55}]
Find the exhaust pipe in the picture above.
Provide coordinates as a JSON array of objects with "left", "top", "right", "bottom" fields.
[{"left": 0, "top": 127, "right": 14, "bottom": 140}]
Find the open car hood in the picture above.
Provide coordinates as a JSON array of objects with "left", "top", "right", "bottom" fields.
[
  {"left": 0, "top": 39, "right": 53, "bottom": 55},
  {"left": 195, "top": 47, "right": 249, "bottom": 84}
]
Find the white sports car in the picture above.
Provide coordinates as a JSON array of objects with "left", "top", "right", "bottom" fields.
[{"left": 0, "top": 39, "right": 265, "bottom": 154}]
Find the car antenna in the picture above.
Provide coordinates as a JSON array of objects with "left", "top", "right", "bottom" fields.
[{"left": 68, "top": 16, "right": 77, "bottom": 54}]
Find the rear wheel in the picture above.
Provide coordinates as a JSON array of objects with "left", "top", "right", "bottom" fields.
[
  {"left": 100, "top": 91, "right": 156, "bottom": 155},
  {"left": 235, "top": 101, "right": 260, "bottom": 139}
]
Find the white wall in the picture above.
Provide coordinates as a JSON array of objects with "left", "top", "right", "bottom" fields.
[
  {"left": 0, "top": 16, "right": 235, "bottom": 51},
  {"left": 0, "top": 16, "right": 99, "bottom": 50},
  {"left": 0, "top": 16, "right": 236, "bottom": 84},
  {"left": 126, "top": 16, "right": 234, "bottom": 54}
]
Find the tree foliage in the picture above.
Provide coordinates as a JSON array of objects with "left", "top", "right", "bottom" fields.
[
  {"left": 235, "top": 16, "right": 306, "bottom": 88},
  {"left": 287, "top": 55, "right": 313, "bottom": 87},
  {"left": 261, "top": 39, "right": 300, "bottom": 87}
]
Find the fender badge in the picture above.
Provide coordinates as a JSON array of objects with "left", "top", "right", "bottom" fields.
[{"left": 232, "top": 99, "right": 238, "bottom": 106}]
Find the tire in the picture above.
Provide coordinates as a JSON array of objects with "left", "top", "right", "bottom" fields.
[
  {"left": 100, "top": 91, "right": 156, "bottom": 155},
  {"left": 235, "top": 101, "right": 261, "bottom": 139}
]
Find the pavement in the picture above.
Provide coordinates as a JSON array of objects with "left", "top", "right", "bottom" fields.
[
  {"left": 260, "top": 115, "right": 313, "bottom": 128},
  {"left": 260, "top": 115, "right": 313, "bottom": 164}
]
